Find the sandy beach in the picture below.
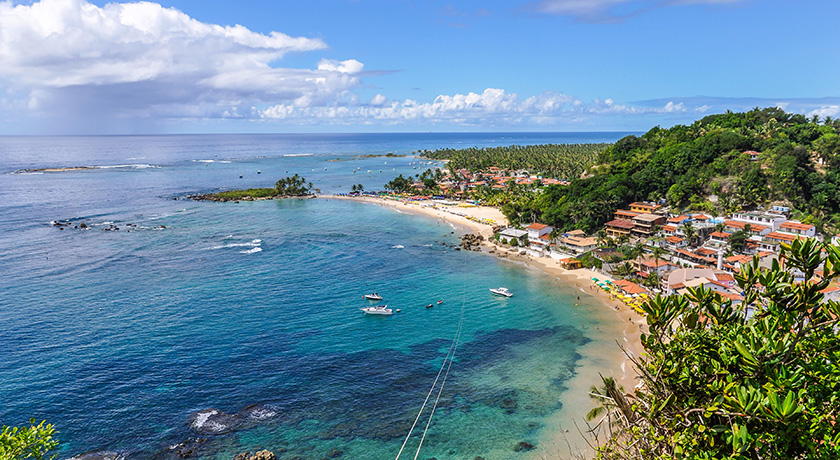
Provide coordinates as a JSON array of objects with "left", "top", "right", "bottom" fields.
[{"left": 324, "top": 194, "right": 646, "bottom": 458}]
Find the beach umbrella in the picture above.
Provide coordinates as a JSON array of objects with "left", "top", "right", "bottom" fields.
[{"left": 591, "top": 277, "right": 599, "bottom": 281}]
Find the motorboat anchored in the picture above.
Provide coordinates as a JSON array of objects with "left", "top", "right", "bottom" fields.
[
  {"left": 364, "top": 293, "right": 383, "bottom": 301},
  {"left": 361, "top": 305, "right": 393, "bottom": 315},
  {"left": 489, "top": 287, "right": 513, "bottom": 297}
]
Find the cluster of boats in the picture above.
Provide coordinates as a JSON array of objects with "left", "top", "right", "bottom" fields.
[
  {"left": 360, "top": 288, "right": 511, "bottom": 316},
  {"left": 359, "top": 294, "right": 446, "bottom": 316}
]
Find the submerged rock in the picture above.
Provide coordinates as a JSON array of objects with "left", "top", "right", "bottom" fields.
[
  {"left": 513, "top": 441, "right": 535, "bottom": 452},
  {"left": 188, "top": 408, "right": 242, "bottom": 434}
]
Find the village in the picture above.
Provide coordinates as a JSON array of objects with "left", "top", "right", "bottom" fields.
[{"left": 495, "top": 200, "right": 840, "bottom": 313}]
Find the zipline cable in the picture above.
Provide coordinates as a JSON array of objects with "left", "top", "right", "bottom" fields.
[{"left": 395, "top": 242, "right": 469, "bottom": 460}]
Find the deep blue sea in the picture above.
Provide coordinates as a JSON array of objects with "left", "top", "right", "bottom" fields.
[{"left": 0, "top": 133, "right": 632, "bottom": 460}]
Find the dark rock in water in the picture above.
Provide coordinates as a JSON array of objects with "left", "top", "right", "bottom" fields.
[
  {"left": 240, "top": 403, "right": 280, "bottom": 421},
  {"left": 513, "top": 441, "right": 535, "bottom": 452},
  {"left": 233, "top": 450, "right": 275, "bottom": 460},
  {"left": 251, "top": 451, "right": 276, "bottom": 460},
  {"left": 188, "top": 408, "right": 242, "bottom": 434},
  {"left": 475, "top": 457, "right": 486, "bottom": 460},
  {"left": 326, "top": 447, "right": 343, "bottom": 458},
  {"left": 168, "top": 438, "right": 207, "bottom": 458},
  {"left": 68, "top": 451, "right": 125, "bottom": 460},
  {"left": 80, "top": 222, "right": 87, "bottom": 229}
]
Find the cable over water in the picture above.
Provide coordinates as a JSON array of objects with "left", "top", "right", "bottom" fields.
[{"left": 395, "top": 247, "right": 469, "bottom": 460}]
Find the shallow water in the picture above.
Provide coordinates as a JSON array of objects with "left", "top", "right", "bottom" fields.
[{"left": 0, "top": 133, "right": 632, "bottom": 459}]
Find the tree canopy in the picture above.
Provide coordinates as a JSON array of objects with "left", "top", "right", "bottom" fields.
[
  {"left": 592, "top": 239, "right": 840, "bottom": 459},
  {"left": 1, "top": 420, "right": 58, "bottom": 460}
]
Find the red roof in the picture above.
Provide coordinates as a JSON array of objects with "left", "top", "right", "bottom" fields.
[
  {"left": 766, "top": 231, "right": 799, "bottom": 242},
  {"left": 715, "top": 273, "right": 735, "bottom": 282},
  {"left": 724, "top": 220, "right": 768, "bottom": 232},
  {"left": 695, "top": 248, "right": 717, "bottom": 256},
  {"left": 668, "top": 215, "right": 690, "bottom": 223},
  {"left": 663, "top": 225, "right": 677, "bottom": 232},
  {"left": 710, "top": 231, "right": 731, "bottom": 239},
  {"left": 779, "top": 221, "right": 815, "bottom": 232},
  {"left": 666, "top": 236, "right": 685, "bottom": 243},
  {"left": 605, "top": 219, "right": 635, "bottom": 230},
  {"left": 527, "top": 223, "right": 549, "bottom": 230},
  {"left": 539, "top": 234, "right": 551, "bottom": 241},
  {"left": 692, "top": 214, "right": 712, "bottom": 221}
]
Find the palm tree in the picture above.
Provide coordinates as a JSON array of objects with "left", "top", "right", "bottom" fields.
[
  {"left": 586, "top": 375, "right": 633, "bottom": 432},
  {"left": 681, "top": 222, "right": 697, "bottom": 247}
]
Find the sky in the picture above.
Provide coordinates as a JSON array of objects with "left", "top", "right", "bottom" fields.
[{"left": 0, "top": 0, "right": 838, "bottom": 134}]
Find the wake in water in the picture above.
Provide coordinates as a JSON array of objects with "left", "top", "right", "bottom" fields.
[{"left": 207, "top": 238, "right": 263, "bottom": 254}]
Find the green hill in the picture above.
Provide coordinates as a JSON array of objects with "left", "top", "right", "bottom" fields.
[{"left": 533, "top": 107, "right": 840, "bottom": 235}]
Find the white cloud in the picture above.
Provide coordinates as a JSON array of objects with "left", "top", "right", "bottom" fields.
[
  {"left": 808, "top": 106, "right": 840, "bottom": 119},
  {"left": 259, "top": 88, "right": 690, "bottom": 126},
  {"left": 0, "top": 0, "right": 364, "bottom": 124}
]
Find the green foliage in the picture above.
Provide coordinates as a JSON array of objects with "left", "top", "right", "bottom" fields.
[
  {"left": 211, "top": 188, "right": 279, "bottom": 200},
  {"left": 208, "top": 175, "right": 312, "bottom": 200},
  {"left": 594, "top": 240, "right": 840, "bottom": 459},
  {"left": 384, "top": 174, "right": 412, "bottom": 193},
  {"left": 1, "top": 420, "right": 58, "bottom": 460},
  {"left": 274, "top": 174, "right": 313, "bottom": 196},
  {"left": 418, "top": 143, "right": 609, "bottom": 179},
  {"left": 531, "top": 108, "right": 840, "bottom": 234}
]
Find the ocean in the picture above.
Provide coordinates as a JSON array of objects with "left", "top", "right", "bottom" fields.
[{"left": 0, "top": 133, "right": 632, "bottom": 460}]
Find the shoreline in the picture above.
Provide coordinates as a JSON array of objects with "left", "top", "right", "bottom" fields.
[{"left": 322, "top": 194, "right": 646, "bottom": 458}]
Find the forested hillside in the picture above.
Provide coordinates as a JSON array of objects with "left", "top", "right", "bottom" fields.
[
  {"left": 527, "top": 108, "right": 840, "bottom": 234},
  {"left": 418, "top": 143, "right": 608, "bottom": 179}
]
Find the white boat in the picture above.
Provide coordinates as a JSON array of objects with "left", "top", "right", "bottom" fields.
[
  {"left": 489, "top": 287, "right": 513, "bottom": 297},
  {"left": 364, "top": 293, "right": 383, "bottom": 300},
  {"left": 361, "top": 305, "right": 393, "bottom": 315}
]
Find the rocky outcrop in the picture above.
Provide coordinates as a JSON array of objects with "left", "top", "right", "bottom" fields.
[
  {"left": 233, "top": 450, "right": 276, "bottom": 460},
  {"left": 460, "top": 233, "right": 484, "bottom": 251}
]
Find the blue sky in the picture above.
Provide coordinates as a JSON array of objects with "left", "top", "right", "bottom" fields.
[{"left": 0, "top": 0, "right": 837, "bottom": 134}]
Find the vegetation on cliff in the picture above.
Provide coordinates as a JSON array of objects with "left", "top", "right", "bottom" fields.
[
  {"left": 417, "top": 143, "right": 609, "bottom": 179},
  {"left": 591, "top": 239, "right": 840, "bottom": 459},
  {"left": 500, "top": 108, "right": 840, "bottom": 233}
]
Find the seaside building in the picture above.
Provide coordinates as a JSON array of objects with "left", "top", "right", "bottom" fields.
[
  {"left": 498, "top": 228, "right": 527, "bottom": 245},
  {"left": 557, "top": 235, "right": 598, "bottom": 254},
  {"left": 637, "top": 257, "right": 680, "bottom": 277},
  {"left": 629, "top": 202, "right": 664, "bottom": 214},
  {"left": 731, "top": 211, "right": 786, "bottom": 232},
  {"left": 777, "top": 221, "right": 816, "bottom": 238},
  {"left": 631, "top": 213, "right": 666, "bottom": 238},
  {"left": 605, "top": 219, "right": 635, "bottom": 239},
  {"left": 526, "top": 223, "right": 553, "bottom": 241},
  {"left": 723, "top": 220, "right": 771, "bottom": 236}
]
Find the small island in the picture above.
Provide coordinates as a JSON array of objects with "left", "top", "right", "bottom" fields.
[{"left": 190, "top": 174, "right": 314, "bottom": 201}]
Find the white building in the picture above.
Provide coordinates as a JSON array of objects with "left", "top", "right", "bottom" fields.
[{"left": 731, "top": 212, "right": 787, "bottom": 232}]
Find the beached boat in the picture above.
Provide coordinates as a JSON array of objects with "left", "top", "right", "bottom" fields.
[
  {"left": 489, "top": 287, "right": 513, "bottom": 297},
  {"left": 364, "top": 293, "right": 383, "bottom": 300},
  {"left": 361, "top": 305, "right": 393, "bottom": 315}
]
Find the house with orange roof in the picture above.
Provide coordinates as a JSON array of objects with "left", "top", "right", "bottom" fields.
[
  {"left": 709, "top": 231, "right": 731, "bottom": 242},
  {"left": 629, "top": 202, "right": 664, "bottom": 214},
  {"left": 724, "top": 220, "right": 771, "bottom": 236},
  {"left": 665, "top": 236, "right": 687, "bottom": 248},
  {"left": 778, "top": 221, "right": 816, "bottom": 237},
  {"left": 605, "top": 219, "right": 635, "bottom": 238},
  {"left": 668, "top": 215, "right": 691, "bottom": 225},
  {"left": 526, "top": 223, "right": 553, "bottom": 242},
  {"left": 614, "top": 209, "right": 641, "bottom": 220},
  {"left": 638, "top": 257, "right": 680, "bottom": 277},
  {"left": 731, "top": 211, "right": 786, "bottom": 231},
  {"left": 662, "top": 224, "right": 678, "bottom": 236}
]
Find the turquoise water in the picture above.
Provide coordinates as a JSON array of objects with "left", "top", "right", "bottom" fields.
[{"left": 0, "top": 133, "right": 631, "bottom": 459}]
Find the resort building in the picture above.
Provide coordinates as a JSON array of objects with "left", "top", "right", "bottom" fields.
[
  {"left": 638, "top": 257, "right": 680, "bottom": 277},
  {"left": 558, "top": 235, "right": 599, "bottom": 254},
  {"left": 629, "top": 202, "right": 664, "bottom": 214},
  {"left": 526, "top": 223, "right": 553, "bottom": 241},
  {"left": 723, "top": 220, "right": 771, "bottom": 236},
  {"left": 632, "top": 214, "right": 667, "bottom": 238},
  {"left": 605, "top": 219, "right": 635, "bottom": 239},
  {"left": 614, "top": 209, "right": 642, "bottom": 220},
  {"left": 498, "top": 228, "right": 527, "bottom": 245},
  {"left": 731, "top": 211, "right": 786, "bottom": 232},
  {"left": 778, "top": 221, "right": 816, "bottom": 238}
]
